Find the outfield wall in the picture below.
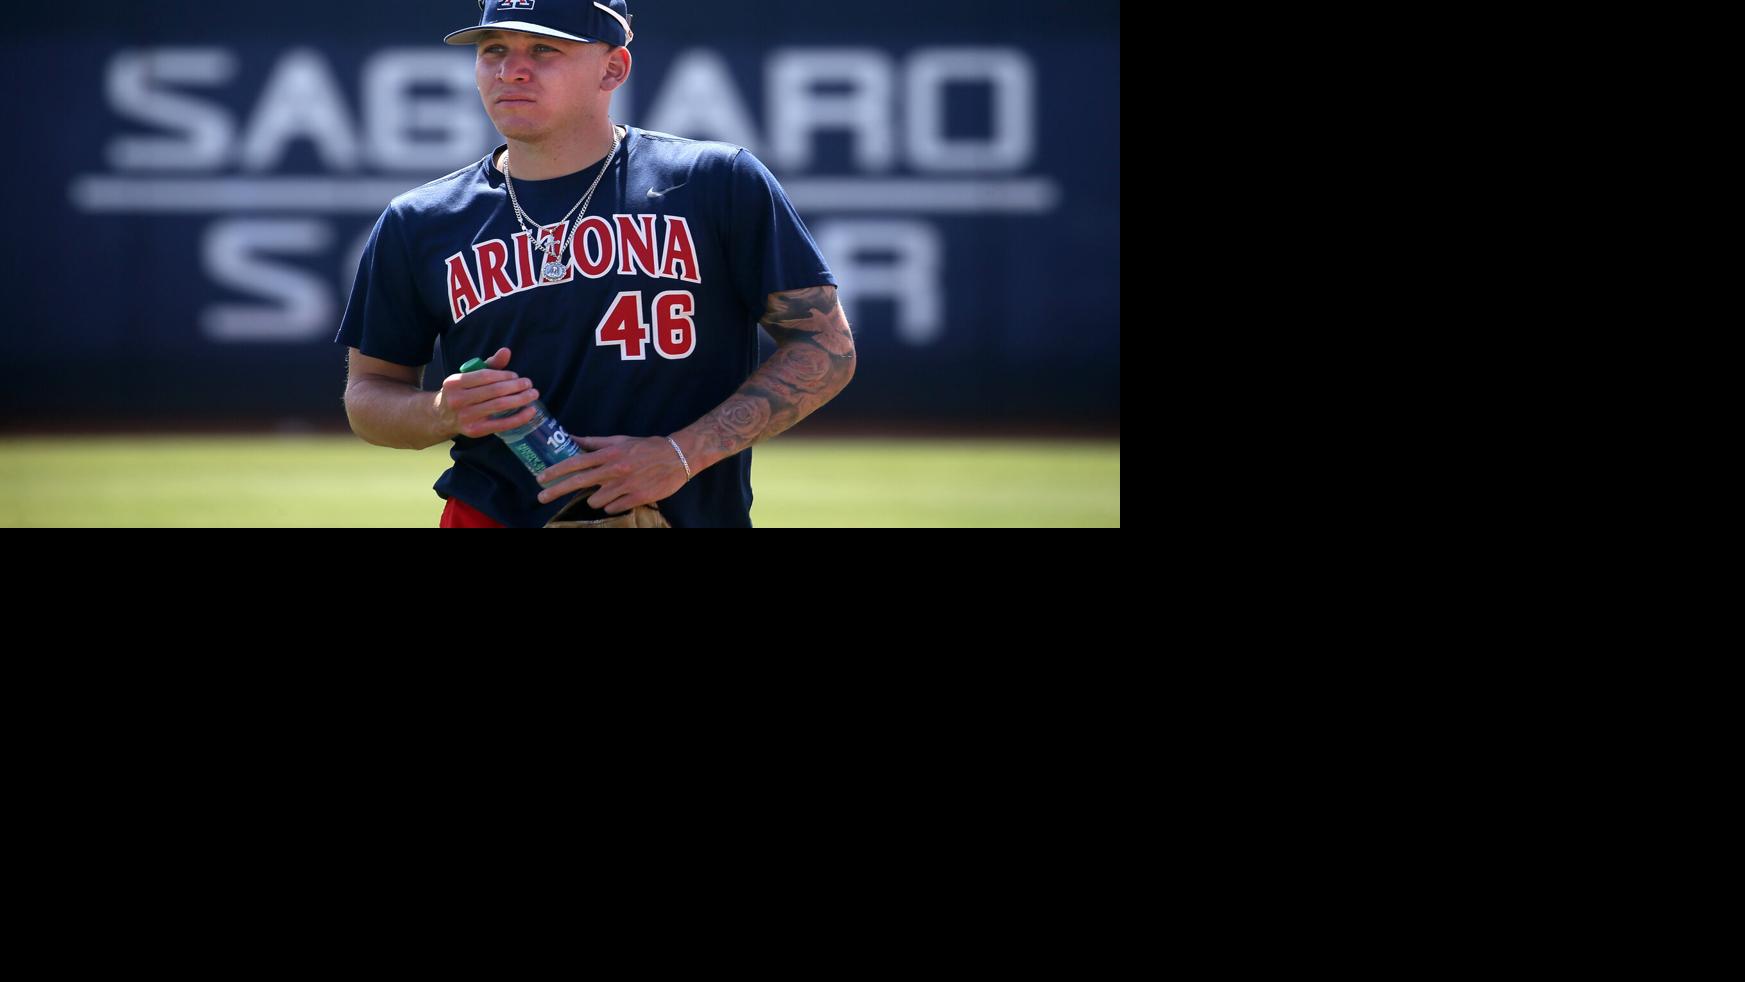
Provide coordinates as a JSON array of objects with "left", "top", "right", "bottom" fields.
[{"left": 1, "top": 2, "right": 1120, "bottom": 431}]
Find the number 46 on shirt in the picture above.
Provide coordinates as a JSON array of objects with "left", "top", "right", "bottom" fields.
[{"left": 595, "top": 290, "right": 697, "bottom": 360}]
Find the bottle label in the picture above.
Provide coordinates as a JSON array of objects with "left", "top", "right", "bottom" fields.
[{"left": 513, "top": 416, "right": 580, "bottom": 474}]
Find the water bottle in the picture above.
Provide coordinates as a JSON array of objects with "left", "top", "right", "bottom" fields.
[{"left": 459, "top": 357, "right": 609, "bottom": 519}]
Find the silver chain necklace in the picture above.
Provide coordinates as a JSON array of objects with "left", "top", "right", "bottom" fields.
[{"left": 501, "top": 125, "right": 622, "bottom": 283}]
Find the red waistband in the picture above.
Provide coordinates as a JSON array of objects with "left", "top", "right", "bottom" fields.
[{"left": 440, "top": 496, "right": 508, "bottom": 528}]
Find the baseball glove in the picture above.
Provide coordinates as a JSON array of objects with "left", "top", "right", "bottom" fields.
[{"left": 544, "top": 496, "right": 670, "bottom": 528}]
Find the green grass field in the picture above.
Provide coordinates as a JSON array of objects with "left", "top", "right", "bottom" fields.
[{"left": 0, "top": 435, "right": 1119, "bottom": 527}]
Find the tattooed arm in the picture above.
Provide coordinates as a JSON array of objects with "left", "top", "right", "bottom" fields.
[
  {"left": 532, "top": 284, "right": 855, "bottom": 513},
  {"left": 671, "top": 284, "right": 857, "bottom": 473}
]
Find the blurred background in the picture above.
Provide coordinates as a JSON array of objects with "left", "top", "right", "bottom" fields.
[{"left": 0, "top": 0, "right": 1120, "bottom": 526}]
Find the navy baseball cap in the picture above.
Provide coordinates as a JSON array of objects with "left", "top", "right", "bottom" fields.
[{"left": 445, "top": 0, "right": 635, "bottom": 47}]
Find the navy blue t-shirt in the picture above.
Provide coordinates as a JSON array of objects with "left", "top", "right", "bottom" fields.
[{"left": 334, "top": 125, "right": 837, "bottom": 527}]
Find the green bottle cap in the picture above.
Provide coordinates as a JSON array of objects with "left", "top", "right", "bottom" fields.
[{"left": 459, "top": 357, "right": 490, "bottom": 373}]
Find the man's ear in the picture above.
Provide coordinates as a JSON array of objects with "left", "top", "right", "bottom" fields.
[{"left": 602, "top": 46, "right": 631, "bottom": 91}]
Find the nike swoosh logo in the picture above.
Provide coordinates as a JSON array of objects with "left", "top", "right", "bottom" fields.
[{"left": 648, "top": 183, "right": 687, "bottom": 198}]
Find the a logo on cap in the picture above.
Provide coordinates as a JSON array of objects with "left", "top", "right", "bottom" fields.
[{"left": 499, "top": 0, "right": 537, "bottom": 9}]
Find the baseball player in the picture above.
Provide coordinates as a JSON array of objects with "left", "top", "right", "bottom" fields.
[{"left": 336, "top": 0, "right": 856, "bottom": 527}]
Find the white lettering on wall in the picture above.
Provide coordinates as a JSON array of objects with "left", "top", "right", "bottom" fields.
[
  {"left": 238, "top": 49, "right": 360, "bottom": 171},
  {"left": 201, "top": 219, "right": 334, "bottom": 341},
  {"left": 906, "top": 48, "right": 1033, "bottom": 172},
  {"left": 105, "top": 48, "right": 238, "bottom": 170},
  {"left": 813, "top": 220, "right": 943, "bottom": 346},
  {"left": 363, "top": 49, "right": 490, "bottom": 170},
  {"left": 767, "top": 48, "right": 895, "bottom": 171},
  {"left": 644, "top": 49, "right": 762, "bottom": 151},
  {"left": 85, "top": 44, "right": 1052, "bottom": 345}
]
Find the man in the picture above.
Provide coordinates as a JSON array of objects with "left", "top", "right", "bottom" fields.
[{"left": 336, "top": 0, "right": 856, "bottom": 527}]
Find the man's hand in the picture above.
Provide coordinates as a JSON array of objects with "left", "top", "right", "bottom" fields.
[
  {"left": 535, "top": 434, "right": 690, "bottom": 513},
  {"left": 434, "top": 346, "right": 541, "bottom": 438}
]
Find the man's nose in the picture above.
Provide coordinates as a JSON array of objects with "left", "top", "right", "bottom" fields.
[{"left": 498, "top": 52, "right": 533, "bottom": 82}]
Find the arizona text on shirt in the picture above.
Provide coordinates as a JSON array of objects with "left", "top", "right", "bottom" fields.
[{"left": 445, "top": 214, "right": 702, "bottom": 323}]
